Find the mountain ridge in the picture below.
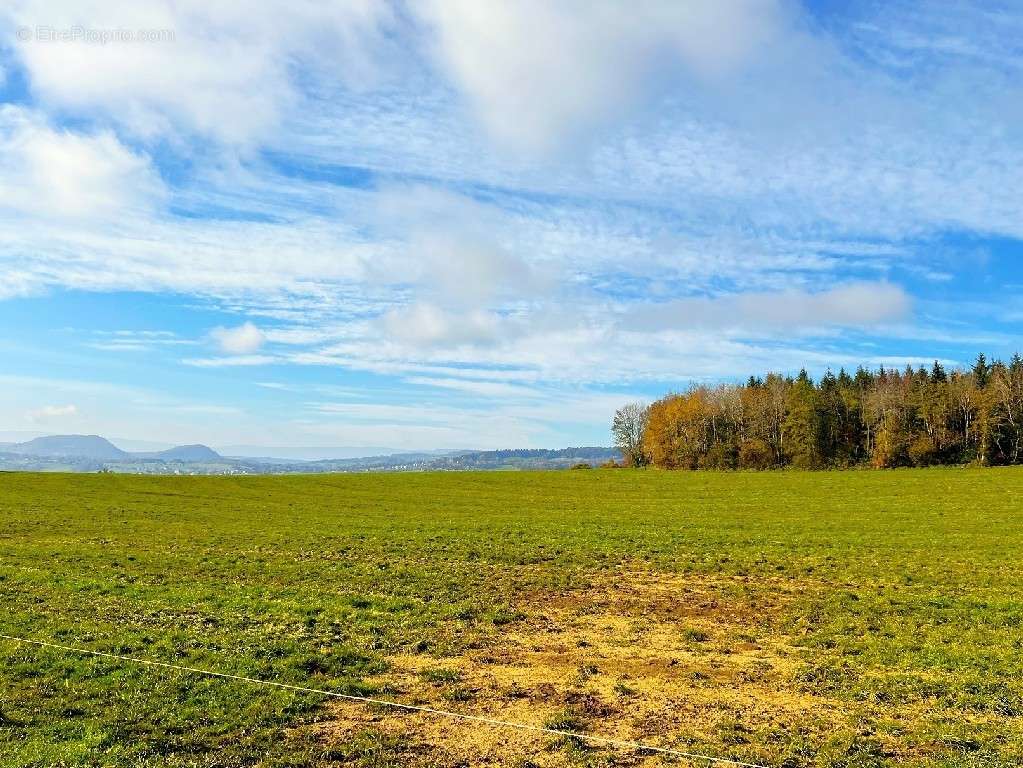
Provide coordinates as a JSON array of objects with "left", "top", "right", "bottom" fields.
[
  {"left": 138, "top": 444, "right": 222, "bottom": 462},
  {"left": 6, "top": 435, "right": 129, "bottom": 460},
  {"left": 3, "top": 435, "right": 221, "bottom": 462},
  {"left": 0, "top": 435, "right": 619, "bottom": 474}
]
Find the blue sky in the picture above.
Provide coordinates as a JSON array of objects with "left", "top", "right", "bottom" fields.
[{"left": 1, "top": 1, "right": 1021, "bottom": 451}]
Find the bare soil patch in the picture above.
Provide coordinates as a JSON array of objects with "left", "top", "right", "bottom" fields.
[{"left": 305, "top": 568, "right": 851, "bottom": 766}]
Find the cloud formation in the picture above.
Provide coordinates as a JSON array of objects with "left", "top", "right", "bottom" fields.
[
  {"left": 371, "top": 185, "right": 551, "bottom": 305},
  {"left": 5, "top": 0, "right": 397, "bottom": 144},
  {"left": 1, "top": 2, "right": 1021, "bottom": 448},
  {"left": 624, "top": 283, "right": 912, "bottom": 333},
  {"left": 380, "top": 303, "right": 503, "bottom": 348},
  {"left": 415, "top": 0, "right": 787, "bottom": 153},
  {"left": 210, "top": 322, "right": 266, "bottom": 354},
  {"left": 26, "top": 404, "right": 78, "bottom": 422},
  {"left": 0, "top": 106, "right": 164, "bottom": 219}
]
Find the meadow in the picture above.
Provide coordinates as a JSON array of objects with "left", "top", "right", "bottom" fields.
[{"left": 1, "top": 469, "right": 1021, "bottom": 767}]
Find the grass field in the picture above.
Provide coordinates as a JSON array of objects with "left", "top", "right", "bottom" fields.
[{"left": 1, "top": 469, "right": 1022, "bottom": 767}]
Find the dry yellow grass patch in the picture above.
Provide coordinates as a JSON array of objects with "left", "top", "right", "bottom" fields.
[{"left": 306, "top": 569, "right": 851, "bottom": 766}]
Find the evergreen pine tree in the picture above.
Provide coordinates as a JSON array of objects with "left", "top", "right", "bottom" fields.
[
  {"left": 973, "top": 353, "right": 990, "bottom": 388},
  {"left": 783, "top": 375, "right": 821, "bottom": 468}
]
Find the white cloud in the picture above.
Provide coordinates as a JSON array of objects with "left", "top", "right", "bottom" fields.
[
  {"left": 380, "top": 303, "right": 503, "bottom": 347},
  {"left": 405, "top": 376, "right": 539, "bottom": 399},
  {"left": 26, "top": 403, "right": 78, "bottom": 422},
  {"left": 371, "top": 185, "right": 551, "bottom": 305},
  {"left": 5, "top": 0, "right": 397, "bottom": 145},
  {"left": 414, "top": 0, "right": 786, "bottom": 153},
  {"left": 623, "top": 282, "right": 912, "bottom": 333},
  {"left": 184, "top": 354, "right": 276, "bottom": 368},
  {"left": 0, "top": 105, "right": 164, "bottom": 219},
  {"left": 209, "top": 322, "right": 266, "bottom": 354},
  {"left": 87, "top": 329, "right": 194, "bottom": 352}
]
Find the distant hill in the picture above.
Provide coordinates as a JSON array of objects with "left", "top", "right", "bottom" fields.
[
  {"left": 0, "top": 435, "right": 619, "bottom": 474},
  {"left": 449, "top": 447, "right": 617, "bottom": 462},
  {"left": 428, "top": 447, "right": 620, "bottom": 470},
  {"left": 298, "top": 451, "right": 471, "bottom": 471},
  {"left": 3, "top": 436, "right": 221, "bottom": 465},
  {"left": 7, "top": 435, "right": 128, "bottom": 460},
  {"left": 140, "top": 444, "right": 222, "bottom": 462},
  {"left": 218, "top": 445, "right": 395, "bottom": 461}
]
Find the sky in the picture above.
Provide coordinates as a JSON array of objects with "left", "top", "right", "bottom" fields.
[{"left": 1, "top": 1, "right": 1022, "bottom": 452}]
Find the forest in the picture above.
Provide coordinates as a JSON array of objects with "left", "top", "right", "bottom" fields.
[{"left": 612, "top": 354, "right": 1023, "bottom": 470}]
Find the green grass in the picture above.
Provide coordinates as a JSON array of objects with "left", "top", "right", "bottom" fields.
[{"left": 1, "top": 469, "right": 1022, "bottom": 767}]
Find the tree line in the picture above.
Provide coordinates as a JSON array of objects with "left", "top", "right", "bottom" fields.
[{"left": 612, "top": 354, "right": 1023, "bottom": 470}]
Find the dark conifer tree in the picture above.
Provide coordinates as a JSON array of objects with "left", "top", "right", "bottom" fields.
[{"left": 973, "top": 353, "right": 990, "bottom": 388}]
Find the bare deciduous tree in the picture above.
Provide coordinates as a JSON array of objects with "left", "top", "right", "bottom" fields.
[{"left": 612, "top": 402, "right": 649, "bottom": 467}]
